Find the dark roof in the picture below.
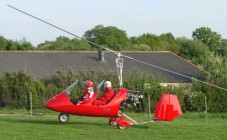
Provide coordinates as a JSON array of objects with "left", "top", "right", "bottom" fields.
[{"left": 0, "top": 51, "right": 203, "bottom": 83}]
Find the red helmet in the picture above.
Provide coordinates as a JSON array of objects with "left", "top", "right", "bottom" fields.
[{"left": 86, "top": 80, "right": 94, "bottom": 88}]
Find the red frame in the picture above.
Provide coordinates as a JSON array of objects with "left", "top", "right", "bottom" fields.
[{"left": 44, "top": 88, "right": 127, "bottom": 117}]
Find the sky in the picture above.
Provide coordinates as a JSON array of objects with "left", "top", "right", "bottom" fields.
[{"left": 1, "top": 0, "right": 227, "bottom": 46}]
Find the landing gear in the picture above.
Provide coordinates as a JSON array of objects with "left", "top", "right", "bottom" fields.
[
  {"left": 109, "top": 115, "right": 132, "bottom": 129},
  {"left": 109, "top": 117, "right": 117, "bottom": 126},
  {"left": 116, "top": 117, "right": 132, "bottom": 129},
  {"left": 117, "top": 124, "right": 127, "bottom": 130},
  {"left": 58, "top": 113, "right": 69, "bottom": 123}
]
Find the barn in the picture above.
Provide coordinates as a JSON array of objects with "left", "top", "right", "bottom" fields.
[{"left": 0, "top": 51, "right": 203, "bottom": 86}]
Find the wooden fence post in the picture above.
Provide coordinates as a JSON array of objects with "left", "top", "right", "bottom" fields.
[
  {"left": 148, "top": 95, "right": 152, "bottom": 120},
  {"left": 205, "top": 95, "right": 207, "bottom": 119},
  {"left": 30, "top": 92, "right": 32, "bottom": 117}
]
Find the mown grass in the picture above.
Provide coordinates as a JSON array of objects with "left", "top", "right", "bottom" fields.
[{"left": 0, "top": 110, "right": 227, "bottom": 140}]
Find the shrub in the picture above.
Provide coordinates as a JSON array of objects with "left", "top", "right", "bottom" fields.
[
  {"left": 0, "top": 72, "right": 47, "bottom": 110},
  {"left": 0, "top": 70, "right": 227, "bottom": 113}
]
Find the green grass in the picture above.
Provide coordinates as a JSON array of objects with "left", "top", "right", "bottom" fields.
[{"left": 0, "top": 111, "right": 227, "bottom": 140}]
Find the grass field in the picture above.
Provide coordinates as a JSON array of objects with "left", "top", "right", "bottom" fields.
[{"left": 0, "top": 110, "right": 227, "bottom": 140}]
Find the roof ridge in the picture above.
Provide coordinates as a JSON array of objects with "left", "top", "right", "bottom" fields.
[
  {"left": 122, "top": 51, "right": 170, "bottom": 53},
  {"left": 0, "top": 51, "right": 170, "bottom": 53},
  {"left": 169, "top": 51, "right": 202, "bottom": 70},
  {"left": 0, "top": 51, "right": 98, "bottom": 53}
]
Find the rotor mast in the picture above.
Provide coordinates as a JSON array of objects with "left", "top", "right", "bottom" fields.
[{"left": 115, "top": 52, "right": 124, "bottom": 88}]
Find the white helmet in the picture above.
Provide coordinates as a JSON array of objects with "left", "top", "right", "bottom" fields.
[{"left": 104, "top": 81, "right": 112, "bottom": 88}]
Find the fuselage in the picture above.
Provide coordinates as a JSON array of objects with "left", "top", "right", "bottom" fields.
[{"left": 44, "top": 88, "right": 127, "bottom": 117}]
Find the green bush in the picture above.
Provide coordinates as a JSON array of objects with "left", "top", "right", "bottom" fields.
[
  {"left": 0, "top": 71, "right": 227, "bottom": 113},
  {"left": 0, "top": 72, "right": 46, "bottom": 110}
]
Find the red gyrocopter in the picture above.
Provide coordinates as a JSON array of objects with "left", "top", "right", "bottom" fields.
[
  {"left": 44, "top": 79, "right": 183, "bottom": 129},
  {"left": 44, "top": 80, "right": 137, "bottom": 129}
]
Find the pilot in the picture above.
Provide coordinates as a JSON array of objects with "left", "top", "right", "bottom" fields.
[
  {"left": 92, "top": 81, "right": 114, "bottom": 106},
  {"left": 76, "top": 80, "right": 94, "bottom": 105}
]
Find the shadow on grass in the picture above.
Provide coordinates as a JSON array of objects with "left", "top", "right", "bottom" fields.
[
  {"left": 0, "top": 117, "right": 110, "bottom": 127},
  {"left": 0, "top": 118, "right": 59, "bottom": 125},
  {"left": 132, "top": 125, "right": 149, "bottom": 129},
  {"left": 0, "top": 117, "right": 150, "bottom": 129}
]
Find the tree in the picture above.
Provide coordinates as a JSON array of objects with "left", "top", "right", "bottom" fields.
[
  {"left": 0, "top": 36, "right": 8, "bottom": 50},
  {"left": 17, "top": 38, "right": 35, "bottom": 51},
  {"left": 131, "top": 44, "right": 152, "bottom": 51},
  {"left": 159, "top": 33, "right": 179, "bottom": 52},
  {"left": 37, "top": 36, "right": 93, "bottom": 51},
  {"left": 5, "top": 40, "right": 17, "bottom": 50},
  {"left": 83, "top": 25, "right": 129, "bottom": 51},
  {"left": 177, "top": 38, "right": 227, "bottom": 79},
  {"left": 192, "top": 27, "right": 222, "bottom": 54},
  {"left": 130, "top": 33, "right": 160, "bottom": 50},
  {"left": 159, "top": 32, "right": 175, "bottom": 43},
  {"left": 0, "top": 72, "right": 46, "bottom": 109},
  {"left": 177, "top": 38, "right": 210, "bottom": 65},
  {"left": 0, "top": 36, "right": 35, "bottom": 51},
  {"left": 220, "top": 39, "right": 227, "bottom": 56}
]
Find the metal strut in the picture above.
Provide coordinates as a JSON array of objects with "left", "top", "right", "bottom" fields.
[
  {"left": 115, "top": 52, "right": 123, "bottom": 88},
  {"left": 122, "top": 112, "right": 155, "bottom": 125}
]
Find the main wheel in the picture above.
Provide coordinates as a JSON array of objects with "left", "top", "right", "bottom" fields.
[
  {"left": 109, "top": 120, "right": 117, "bottom": 126},
  {"left": 58, "top": 113, "right": 69, "bottom": 123},
  {"left": 117, "top": 124, "right": 127, "bottom": 130}
]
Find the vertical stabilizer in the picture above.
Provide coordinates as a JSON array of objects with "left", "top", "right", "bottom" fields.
[{"left": 154, "top": 93, "right": 182, "bottom": 121}]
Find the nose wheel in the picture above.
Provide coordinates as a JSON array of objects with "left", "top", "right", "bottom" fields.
[
  {"left": 109, "top": 116, "right": 132, "bottom": 129},
  {"left": 58, "top": 113, "right": 70, "bottom": 123}
]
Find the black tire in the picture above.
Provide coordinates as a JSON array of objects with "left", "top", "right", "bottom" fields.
[{"left": 58, "top": 113, "right": 69, "bottom": 123}]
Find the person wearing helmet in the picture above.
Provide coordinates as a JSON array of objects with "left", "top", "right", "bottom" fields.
[
  {"left": 76, "top": 80, "right": 94, "bottom": 105},
  {"left": 92, "top": 81, "right": 114, "bottom": 106}
]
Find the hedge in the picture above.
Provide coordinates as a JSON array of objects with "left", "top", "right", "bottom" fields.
[{"left": 0, "top": 71, "right": 227, "bottom": 113}]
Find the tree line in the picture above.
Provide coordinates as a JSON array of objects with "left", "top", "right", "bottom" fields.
[{"left": 1, "top": 25, "right": 226, "bottom": 55}]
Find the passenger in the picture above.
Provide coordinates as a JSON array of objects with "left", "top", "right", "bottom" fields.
[
  {"left": 76, "top": 80, "right": 94, "bottom": 105},
  {"left": 92, "top": 81, "right": 114, "bottom": 106}
]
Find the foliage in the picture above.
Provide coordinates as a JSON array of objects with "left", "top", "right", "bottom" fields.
[
  {"left": 0, "top": 72, "right": 46, "bottom": 110},
  {"left": 220, "top": 39, "right": 227, "bottom": 56},
  {"left": 129, "top": 32, "right": 179, "bottom": 52},
  {"left": 0, "top": 69, "right": 227, "bottom": 112},
  {"left": 192, "top": 27, "right": 222, "bottom": 54},
  {"left": 176, "top": 37, "right": 227, "bottom": 80},
  {"left": 37, "top": 36, "right": 93, "bottom": 51},
  {"left": 159, "top": 33, "right": 180, "bottom": 52},
  {"left": 0, "top": 36, "right": 8, "bottom": 50},
  {"left": 83, "top": 25, "right": 130, "bottom": 51},
  {"left": 0, "top": 36, "right": 35, "bottom": 51},
  {"left": 130, "top": 44, "right": 152, "bottom": 51},
  {"left": 177, "top": 38, "right": 210, "bottom": 65},
  {"left": 41, "top": 69, "right": 111, "bottom": 99},
  {"left": 130, "top": 33, "right": 160, "bottom": 50}
]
